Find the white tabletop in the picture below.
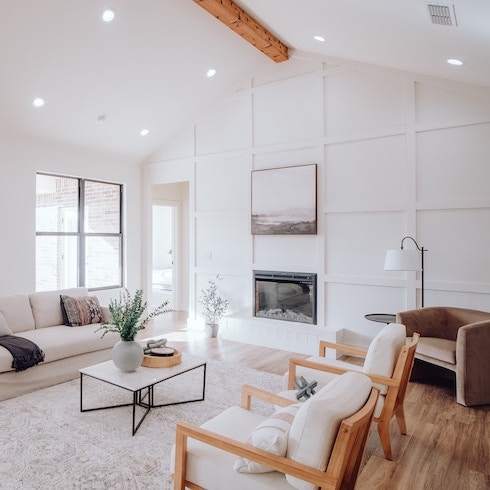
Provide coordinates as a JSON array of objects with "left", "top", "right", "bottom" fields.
[{"left": 79, "top": 353, "right": 206, "bottom": 391}]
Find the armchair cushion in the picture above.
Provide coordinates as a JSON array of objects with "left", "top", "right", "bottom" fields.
[
  {"left": 417, "top": 337, "right": 456, "bottom": 364},
  {"left": 171, "top": 406, "right": 296, "bottom": 490},
  {"left": 362, "top": 323, "right": 406, "bottom": 394},
  {"left": 234, "top": 404, "right": 300, "bottom": 473},
  {"left": 286, "top": 371, "right": 371, "bottom": 490}
]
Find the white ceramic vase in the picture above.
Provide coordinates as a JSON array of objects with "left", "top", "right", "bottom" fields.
[
  {"left": 205, "top": 323, "right": 219, "bottom": 338},
  {"left": 112, "top": 340, "right": 144, "bottom": 372}
]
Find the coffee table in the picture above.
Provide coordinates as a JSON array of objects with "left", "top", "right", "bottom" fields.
[{"left": 79, "top": 353, "right": 206, "bottom": 435}]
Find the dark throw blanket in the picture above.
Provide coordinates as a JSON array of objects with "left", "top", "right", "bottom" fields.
[{"left": 0, "top": 335, "right": 45, "bottom": 372}]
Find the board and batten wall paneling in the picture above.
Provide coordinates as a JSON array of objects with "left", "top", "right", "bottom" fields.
[
  {"left": 324, "top": 70, "right": 407, "bottom": 137},
  {"left": 252, "top": 74, "right": 322, "bottom": 147},
  {"left": 325, "top": 282, "right": 407, "bottom": 346},
  {"left": 415, "top": 82, "right": 490, "bottom": 124},
  {"left": 419, "top": 208, "right": 490, "bottom": 286},
  {"left": 195, "top": 215, "right": 248, "bottom": 270},
  {"left": 146, "top": 54, "right": 490, "bottom": 353},
  {"left": 416, "top": 124, "right": 490, "bottom": 207},
  {"left": 253, "top": 235, "right": 320, "bottom": 271},
  {"left": 325, "top": 211, "right": 409, "bottom": 278},
  {"left": 195, "top": 95, "right": 250, "bottom": 155},
  {"left": 195, "top": 156, "right": 248, "bottom": 212},
  {"left": 325, "top": 135, "right": 407, "bottom": 212}
]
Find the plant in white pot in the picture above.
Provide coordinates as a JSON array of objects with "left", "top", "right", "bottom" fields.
[
  {"left": 97, "top": 289, "right": 169, "bottom": 372},
  {"left": 198, "top": 276, "right": 229, "bottom": 338}
]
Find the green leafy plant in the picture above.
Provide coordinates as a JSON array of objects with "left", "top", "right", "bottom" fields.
[
  {"left": 96, "top": 289, "right": 169, "bottom": 341},
  {"left": 198, "top": 276, "right": 229, "bottom": 325}
]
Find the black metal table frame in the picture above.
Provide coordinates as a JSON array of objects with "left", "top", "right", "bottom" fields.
[{"left": 80, "top": 362, "right": 207, "bottom": 435}]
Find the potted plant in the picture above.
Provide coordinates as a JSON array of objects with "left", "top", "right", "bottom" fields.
[
  {"left": 97, "top": 289, "right": 169, "bottom": 371},
  {"left": 198, "top": 276, "right": 229, "bottom": 337}
]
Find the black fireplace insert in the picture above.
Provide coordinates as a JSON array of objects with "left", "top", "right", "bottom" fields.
[{"left": 254, "top": 270, "right": 317, "bottom": 325}]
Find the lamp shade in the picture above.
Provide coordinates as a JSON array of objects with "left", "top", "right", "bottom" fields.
[{"left": 384, "top": 249, "right": 421, "bottom": 271}]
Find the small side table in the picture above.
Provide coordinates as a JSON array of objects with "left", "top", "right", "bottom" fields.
[{"left": 365, "top": 313, "right": 396, "bottom": 324}]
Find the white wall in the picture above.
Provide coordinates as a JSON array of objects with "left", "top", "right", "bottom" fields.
[
  {"left": 146, "top": 54, "right": 490, "bottom": 353},
  {"left": 0, "top": 133, "right": 143, "bottom": 301}
]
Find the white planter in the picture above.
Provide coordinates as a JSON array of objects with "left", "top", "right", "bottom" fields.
[
  {"left": 205, "top": 323, "right": 219, "bottom": 338},
  {"left": 112, "top": 340, "right": 144, "bottom": 372}
]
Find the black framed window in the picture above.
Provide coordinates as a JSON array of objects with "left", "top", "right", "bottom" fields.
[{"left": 36, "top": 173, "right": 123, "bottom": 291}]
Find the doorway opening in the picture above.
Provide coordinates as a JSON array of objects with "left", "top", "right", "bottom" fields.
[{"left": 151, "top": 201, "right": 178, "bottom": 309}]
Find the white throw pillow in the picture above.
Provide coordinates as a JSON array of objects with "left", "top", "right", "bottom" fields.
[
  {"left": 0, "top": 311, "right": 12, "bottom": 336},
  {"left": 233, "top": 403, "right": 300, "bottom": 473}
]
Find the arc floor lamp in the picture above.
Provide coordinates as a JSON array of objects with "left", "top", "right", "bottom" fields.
[{"left": 384, "top": 236, "right": 427, "bottom": 307}]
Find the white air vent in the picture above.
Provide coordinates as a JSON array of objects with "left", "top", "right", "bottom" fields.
[{"left": 425, "top": 2, "right": 458, "bottom": 26}]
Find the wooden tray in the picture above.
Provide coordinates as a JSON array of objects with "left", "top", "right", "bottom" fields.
[{"left": 142, "top": 349, "right": 181, "bottom": 368}]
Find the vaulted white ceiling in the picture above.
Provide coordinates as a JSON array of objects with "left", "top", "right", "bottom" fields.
[{"left": 1, "top": 0, "right": 488, "bottom": 163}]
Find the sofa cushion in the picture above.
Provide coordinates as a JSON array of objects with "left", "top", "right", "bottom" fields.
[
  {"left": 416, "top": 337, "right": 456, "bottom": 364},
  {"left": 0, "top": 295, "right": 35, "bottom": 333},
  {"left": 29, "top": 288, "right": 88, "bottom": 329},
  {"left": 234, "top": 403, "right": 300, "bottom": 473},
  {"left": 60, "top": 295, "right": 103, "bottom": 326},
  {"left": 363, "top": 323, "right": 406, "bottom": 394},
  {"left": 286, "top": 371, "right": 372, "bottom": 490},
  {"left": 0, "top": 311, "right": 13, "bottom": 336},
  {"left": 0, "top": 325, "right": 118, "bottom": 373}
]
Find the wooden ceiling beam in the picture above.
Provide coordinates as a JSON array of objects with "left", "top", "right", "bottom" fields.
[{"left": 193, "top": 0, "right": 289, "bottom": 63}]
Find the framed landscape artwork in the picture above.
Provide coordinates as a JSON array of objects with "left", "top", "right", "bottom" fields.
[{"left": 251, "top": 164, "right": 317, "bottom": 235}]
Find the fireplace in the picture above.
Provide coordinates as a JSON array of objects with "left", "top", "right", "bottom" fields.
[{"left": 254, "top": 270, "right": 317, "bottom": 325}]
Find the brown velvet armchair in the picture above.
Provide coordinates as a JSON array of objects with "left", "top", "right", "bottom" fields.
[{"left": 396, "top": 306, "right": 490, "bottom": 407}]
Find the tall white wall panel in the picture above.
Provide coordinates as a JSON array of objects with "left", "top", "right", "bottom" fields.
[
  {"left": 325, "top": 283, "right": 406, "bottom": 346},
  {"left": 195, "top": 96, "right": 250, "bottom": 155},
  {"left": 252, "top": 75, "right": 322, "bottom": 147},
  {"left": 325, "top": 135, "right": 406, "bottom": 212},
  {"left": 419, "top": 208, "right": 490, "bottom": 284},
  {"left": 195, "top": 157, "right": 248, "bottom": 211},
  {"left": 195, "top": 215, "right": 248, "bottom": 269},
  {"left": 325, "top": 212, "right": 406, "bottom": 278},
  {"left": 415, "top": 82, "right": 490, "bottom": 124},
  {"left": 324, "top": 71, "right": 406, "bottom": 136},
  {"left": 416, "top": 124, "right": 490, "bottom": 205}
]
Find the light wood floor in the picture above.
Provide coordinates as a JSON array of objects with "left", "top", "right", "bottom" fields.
[{"left": 141, "top": 312, "right": 490, "bottom": 490}]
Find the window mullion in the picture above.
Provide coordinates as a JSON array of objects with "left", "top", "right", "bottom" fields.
[{"left": 79, "top": 179, "right": 85, "bottom": 287}]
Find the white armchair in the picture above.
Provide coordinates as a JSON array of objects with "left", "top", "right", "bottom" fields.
[
  {"left": 172, "top": 371, "right": 378, "bottom": 490},
  {"left": 283, "top": 324, "right": 420, "bottom": 460}
]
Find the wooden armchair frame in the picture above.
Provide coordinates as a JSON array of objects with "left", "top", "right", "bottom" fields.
[
  {"left": 173, "top": 383, "right": 379, "bottom": 490},
  {"left": 287, "top": 333, "right": 420, "bottom": 460}
]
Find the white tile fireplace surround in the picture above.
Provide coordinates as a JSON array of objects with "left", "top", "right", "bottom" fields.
[
  {"left": 253, "top": 270, "right": 317, "bottom": 325},
  {"left": 212, "top": 271, "right": 342, "bottom": 357}
]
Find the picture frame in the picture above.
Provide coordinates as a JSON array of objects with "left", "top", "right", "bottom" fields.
[{"left": 251, "top": 164, "right": 317, "bottom": 235}]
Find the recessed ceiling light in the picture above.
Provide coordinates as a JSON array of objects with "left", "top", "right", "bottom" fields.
[
  {"left": 140, "top": 129, "right": 150, "bottom": 136},
  {"left": 96, "top": 114, "right": 107, "bottom": 125},
  {"left": 447, "top": 58, "right": 463, "bottom": 66},
  {"left": 206, "top": 68, "right": 217, "bottom": 78},
  {"left": 313, "top": 35, "right": 326, "bottom": 42},
  {"left": 102, "top": 8, "right": 115, "bottom": 23},
  {"left": 32, "top": 97, "right": 45, "bottom": 108}
]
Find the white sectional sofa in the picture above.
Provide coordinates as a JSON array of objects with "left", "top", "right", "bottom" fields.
[{"left": 0, "top": 287, "right": 119, "bottom": 401}]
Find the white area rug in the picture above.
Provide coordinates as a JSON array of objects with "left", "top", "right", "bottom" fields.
[{"left": 0, "top": 359, "right": 282, "bottom": 489}]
